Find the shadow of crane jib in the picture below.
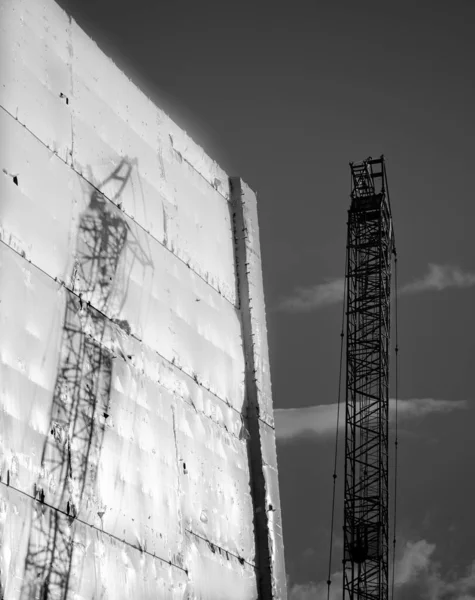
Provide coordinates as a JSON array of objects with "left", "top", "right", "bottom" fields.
[{"left": 21, "top": 160, "right": 153, "bottom": 599}]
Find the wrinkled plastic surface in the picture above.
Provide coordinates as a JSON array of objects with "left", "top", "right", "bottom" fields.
[{"left": 0, "top": 0, "right": 286, "bottom": 597}]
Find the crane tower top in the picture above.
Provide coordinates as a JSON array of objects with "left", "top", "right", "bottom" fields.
[{"left": 343, "top": 154, "right": 395, "bottom": 600}]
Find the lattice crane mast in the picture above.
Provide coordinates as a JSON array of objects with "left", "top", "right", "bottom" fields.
[{"left": 342, "top": 156, "right": 395, "bottom": 600}]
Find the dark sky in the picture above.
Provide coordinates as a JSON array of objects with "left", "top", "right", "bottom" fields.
[{"left": 55, "top": 1, "right": 475, "bottom": 596}]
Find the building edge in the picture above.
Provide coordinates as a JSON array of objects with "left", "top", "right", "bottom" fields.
[{"left": 230, "top": 176, "right": 288, "bottom": 600}]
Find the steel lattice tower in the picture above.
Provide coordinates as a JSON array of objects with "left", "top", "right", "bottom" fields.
[{"left": 343, "top": 156, "right": 395, "bottom": 600}]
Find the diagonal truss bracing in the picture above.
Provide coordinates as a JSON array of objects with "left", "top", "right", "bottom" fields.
[{"left": 343, "top": 156, "right": 395, "bottom": 600}]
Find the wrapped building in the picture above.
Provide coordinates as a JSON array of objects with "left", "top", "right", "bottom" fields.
[{"left": 0, "top": 0, "right": 287, "bottom": 597}]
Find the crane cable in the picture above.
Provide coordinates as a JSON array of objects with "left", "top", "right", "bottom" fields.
[
  {"left": 390, "top": 250, "right": 399, "bottom": 600},
  {"left": 326, "top": 247, "right": 348, "bottom": 600}
]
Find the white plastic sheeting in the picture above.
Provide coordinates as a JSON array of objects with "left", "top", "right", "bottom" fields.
[
  {"left": 0, "top": 111, "right": 245, "bottom": 408},
  {"left": 0, "top": 0, "right": 286, "bottom": 597},
  {"left": 0, "top": 202, "right": 255, "bottom": 597},
  {"left": 0, "top": 0, "right": 236, "bottom": 304},
  {"left": 0, "top": 486, "right": 190, "bottom": 600}
]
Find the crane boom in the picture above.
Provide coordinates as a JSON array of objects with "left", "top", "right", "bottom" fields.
[{"left": 343, "top": 155, "right": 395, "bottom": 600}]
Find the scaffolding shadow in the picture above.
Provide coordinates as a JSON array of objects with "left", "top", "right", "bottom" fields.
[{"left": 21, "top": 159, "right": 153, "bottom": 599}]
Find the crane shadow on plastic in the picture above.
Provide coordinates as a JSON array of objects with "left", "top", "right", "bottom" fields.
[{"left": 21, "top": 159, "right": 154, "bottom": 600}]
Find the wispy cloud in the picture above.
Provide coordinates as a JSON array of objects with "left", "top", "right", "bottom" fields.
[
  {"left": 278, "top": 264, "right": 475, "bottom": 313},
  {"left": 395, "top": 539, "right": 435, "bottom": 586},
  {"left": 394, "top": 539, "right": 475, "bottom": 599},
  {"left": 401, "top": 263, "right": 475, "bottom": 294},
  {"left": 277, "top": 278, "right": 345, "bottom": 312},
  {"left": 275, "top": 398, "right": 467, "bottom": 441},
  {"left": 289, "top": 540, "right": 475, "bottom": 599},
  {"left": 289, "top": 574, "right": 342, "bottom": 600}
]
